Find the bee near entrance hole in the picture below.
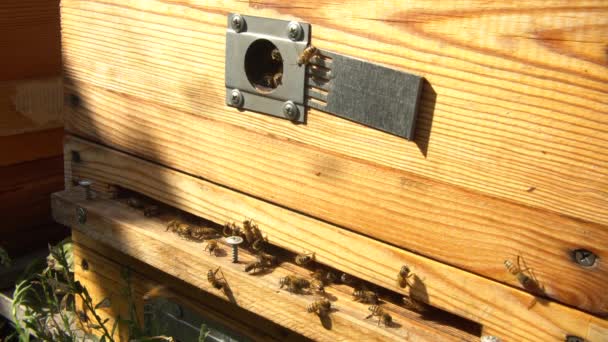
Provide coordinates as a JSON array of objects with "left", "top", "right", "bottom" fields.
[{"left": 244, "top": 39, "right": 283, "bottom": 93}]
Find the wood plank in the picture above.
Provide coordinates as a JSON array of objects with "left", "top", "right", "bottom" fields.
[
  {"left": 53, "top": 193, "right": 476, "bottom": 342},
  {"left": 0, "top": 156, "right": 64, "bottom": 232},
  {"left": 64, "top": 82, "right": 608, "bottom": 316},
  {"left": 57, "top": 141, "right": 608, "bottom": 341},
  {"left": 0, "top": 78, "right": 63, "bottom": 136},
  {"left": 0, "top": 128, "right": 63, "bottom": 166},
  {"left": 0, "top": 0, "right": 61, "bottom": 81},
  {"left": 60, "top": 0, "right": 608, "bottom": 226}
]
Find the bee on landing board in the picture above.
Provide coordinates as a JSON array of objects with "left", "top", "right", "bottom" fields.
[
  {"left": 307, "top": 298, "right": 331, "bottom": 316},
  {"left": 207, "top": 267, "right": 226, "bottom": 290},
  {"left": 166, "top": 220, "right": 192, "bottom": 238},
  {"left": 279, "top": 275, "right": 310, "bottom": 294},
  {"left": 244, "top": 260, "right": 265, "bottom": 273},
  {"left": 204, "top": 240, "right": 220, "bottom": 256},
  {"left": 366, "top": 305, "right": 392, "bottom": 327},
  {"left": 397, "top": 265, "right": 414, "bottom": 289},
  {"left": 353, "top": 289, "right": 379, "bottom": 304},
  {"left": 191, "top": 226, "right": 220, "bottom": 240},
  {"left": 257, "top": 252, "right": 277, "bottom": 267},
  {"left": 297, "top": 46, "right": 318, "bottom": 66},
  {"left": 504, "top": 255, "right": 544, "bottom": 295},
  {"left": 295, "top": 252, "right": 315, "bottom": 266}
]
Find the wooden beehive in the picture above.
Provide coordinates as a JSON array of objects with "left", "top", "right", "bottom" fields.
[{"left": 52, "top": 1, "right": 608, "bottom": 341}]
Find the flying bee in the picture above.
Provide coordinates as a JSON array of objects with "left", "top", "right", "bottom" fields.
[
  {"left": 204, "top": 240, "right": 220, "bottom": 256},
  {"left": 297, "top": 46, "right": 318, "bottom": 66},
  {"left": 270, "top": 48, "right": 282, "bottom": 63},
  {"left": 191, "top": 226, "right": 220, "bottom": 240},
  {"left": 307, "top": 298, "right": 331, "bottom": 316},
  {"left": 257, "top": 252, "right": 277, "bottom": 267},
  {"left": 504, "top": 255, "right": 544, "bottom": 295},
  {"left": 397, "top": 265, "right": 414, "bottom": 289},
  {"left": 244, "top": 260, "right": 265, "bottom": 273},
  {"left": 310, "top": 279, "right": 325, "bottom": 294},
  {"left": 207, "top": 267, "right": 226, "bottom": 290},
  {"left": 353, "top": 289, "right": 379, "bottom": 304},
  {"left": 279, "top": 275, "right": 310, "bottom": 294},
  {"left": 127, "top": 197, "right": 144, "bottom": 209},
  {"left": 366, "top": 305, "right": 392, "bottom": 327},
  {"left": 295, "top": 252, "right": 315, "bottom": 266},
  {"left": 143, "top": 205, "right": 160, "bottom": 217}
]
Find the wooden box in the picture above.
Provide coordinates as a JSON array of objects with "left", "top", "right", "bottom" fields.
[{"left": 53, "top": 1, "right": 608, "bottom": 341}]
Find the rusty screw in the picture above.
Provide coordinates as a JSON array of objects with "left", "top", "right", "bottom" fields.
[{"left": 225, "top": 236, "right": 244, "bottom": 263}]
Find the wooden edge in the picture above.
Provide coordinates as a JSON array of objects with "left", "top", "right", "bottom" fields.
[
  {"left": 53, "top": 190, "right": 478, "bottom": 342},
  {"left": 58, "top": 139, "right": 607, "bottom": 341},
  {"left": 73, "top": 234, "right": 311, "bottom": 342},
  {"left": 63, "top": 83, "right": 608, "bottom": 315},
  {"left": 0, "top": 128, "right": 64, "bottom": 167}
]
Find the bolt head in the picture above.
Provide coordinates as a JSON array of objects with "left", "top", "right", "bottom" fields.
[
  {"left": 287, "top": 21, "right": 303, "bottom": 41},
  {"left": 573, "top": 249, "right": 597, "bottom": 267},
  {"left": 282, "top": 101, "right": 299, "bottom": 121},
  {"left": 231, "top": 14, "right": 244, "bottom": 32},
  {"left": 78, "top": 179, "right": 92, "bottom": 187},
  {"left": 229, "top": 89, "right": 244, "bottom": 107},
  {"left": 77, "top": 207, "right": 87, "bottom": 224},
  {"left": 225, "top": 236, "right": 244, "bottom": 245},
  {"left": 565, "top": 336, "right": 585, "bottom": 342}
]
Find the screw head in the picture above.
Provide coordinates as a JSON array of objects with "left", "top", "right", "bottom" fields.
[
  {"left": 573, "top": 249, "right": 597, "bottom": 267},
  {"left": 282, "top": 101, "right": 299, "bottom": 121},
  {"left": 78, "top": 179, "right": 92, "bottom": 188},
  {"left": 225, "top": 236, "right": 244, "bottom": 245},
  {"left": 229, "top": 89, "right": 244, "bottom": 107},
  {"left": 287, "top": 21, "right": 303, "bottom": 41},
  {"left": 231, "top": 14, "right": 244, "bottom": 32},
  {"left": 480, "top": 336, "right": 501, "bottom": 342},
  {"left": 565, "top": 335, "right": 585, "bottom": 342},
  {"left": 77, "top": 207, "right": 87, "bottom": 224}
]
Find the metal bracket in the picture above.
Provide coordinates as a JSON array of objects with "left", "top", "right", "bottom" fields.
[
  {"left": 225, "top": 14, "right": 310, "bottom": 123},
  {"left": 225, "top": 14, "right": 423, "bottom": 139}
]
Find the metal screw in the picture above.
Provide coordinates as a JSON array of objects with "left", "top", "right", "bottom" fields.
[
  {"left": 77, "top": 207, "right": 87, "bottom": 224},
  {"left": 565, "top": 335, "right": 585, "bottom": 342},
  {"left": 480, "top": 336, "right": 501, "bottom": 342},
  {"left": 225, "top": 236, "right": 244, "bottom": 263},
  {"left": 287, "top": 21, "right": 303, "bottom": 41},
  {"left": 231, "top": 14, "right": 244, "bottom": 32},
  {"left": 282, "top": 101, "right": 299, "bottom": 121},
  {"left": 573, "top": 249, "right": 597, "bottom": 267},
  {"left": 78, "top": 179, "right": 93, "bottom": 200},
  {"left": 230, "top": 89, "right": 244, "bottom": 107}
]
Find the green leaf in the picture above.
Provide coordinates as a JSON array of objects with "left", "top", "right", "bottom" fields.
[{"left": 111, "top": 317, "right": 120, "bottom": 338}]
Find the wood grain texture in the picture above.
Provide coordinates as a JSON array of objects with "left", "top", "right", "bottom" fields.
[
  {"left": 64, "top": 79, "right": 608, "bottom": 316},
  {"left": 0, "top": 0, "right": 61, "bottom": 81},
  {"left": 60, "top": 0, "right": 608, "bottom": 226},
  {"left": 53, "top": 192, "right": 476, "bottom": 342},
  {"left": 0, "top": 78, "right": 63, "bottom": 136},
  {"left": 73, "top": 236, "right": 312, "bottom": 342},
  {"left": 60, "top": 138, "right": 608, "bottom": 342},
  {"left": 0, "top": 128, "right": 63, "bottom": 166}
]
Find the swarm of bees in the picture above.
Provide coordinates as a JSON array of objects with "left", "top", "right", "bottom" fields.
[
  {"left": 307, "top": 298, "right": 331, "bottom": 317},
  {"left": 353, "top": 289, "right": 379, "bottom": 304},
  {"left": 366, "top": 305, "right": 392, "bottom": 327},
  {"left": 279, "top": 275, "right": 310, "bottom": 294},
  {"left": 397, "top": 265, "right": 414, "bottom": 289}
]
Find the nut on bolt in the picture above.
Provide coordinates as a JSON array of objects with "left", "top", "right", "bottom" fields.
[
  {"left": 230, "top": 89, "right": 244, "bottom": 107},
  {"left": 225, "top": 236, "right": 244, "bottom": 263},
  {"left": 282, "top": 101, "right": 299, "bottom": 121},
  {"left": 231, "top": 14, "right": 245, "bottom": 32},
  {"left": 287, "top": 21, "right": 303, "bottom": 41}
]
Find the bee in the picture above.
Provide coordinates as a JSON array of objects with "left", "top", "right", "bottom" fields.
[
  {"left": 353, "top": 289, "right": 379, "bottom": 304},
  {"left": 223, "top": 222, "right": 240, "bottom": 237},
  {"left": 244, "top": 260, "right": 265, "bottom": 273},
  {"left": 166, "top": 220, "right": 192, "bottom": 238},
  {"left": 295, "top": 252, "right": 315, "bottom": 266},
  {"left": 207, "top": 267, "right": 226, "bottom": 290},
  {"left": 307, "top": 298, "right": 331, "bottom": 316},
  {"left": 297, "top": 46, "right": 318, "bottom": 66},
  {"left": 397, "top": 265, "right": 414, "bottom": 289},
  {"left": 402, "top": 295, "right": 427, "bottom": 313},
  {"left": 504, "top": 255, "right": 544, "bottom": 295},
  {"left": 204, "top": 240, "right": 220, "bottom": 256},
  {"left": 242, "top": 219, "right": 257, "bottom": 245},
  {"left": 310, "top": 279, "right": 325, "bottom": 294},
  {"left": 340, "top": 273, "right": 356, "bottom": 286},
  {"left": 279, "top": 275, "right": 310, "bottom": 293},
  {"left": 311, "top": 269, "right": 336, "bottom": 286},
  {"left": 191, "top": 226, "right": 220, "bottom": 240},
  {"left": 366, "top": 305, "right": 392, "bottom": 327},
  {"left": 251, "top": 237, "right": 267, "bottom": 252},
  {"left": 257, "top": 252, "right": 277, "bottom": 267},
  {"left": 143, "top": 205, "right": 159, "bottom": 217},
  {"left": 127, "top": 197, "right": 144, "bottom": 209},
  {"left": 270, "top": 48, "right": 282, "bottom": 63}
]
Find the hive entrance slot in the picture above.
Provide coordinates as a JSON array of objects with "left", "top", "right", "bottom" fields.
[{"left": 244, "top": 39, "right": 283, "bottom": 93}]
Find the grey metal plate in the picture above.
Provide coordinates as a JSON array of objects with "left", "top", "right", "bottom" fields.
[
  {"left": 225, "top": 14, "right": 310, "bottom": 123},
  {"left": 307, "top": 50, "right": 423, "bottom": 140}
]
